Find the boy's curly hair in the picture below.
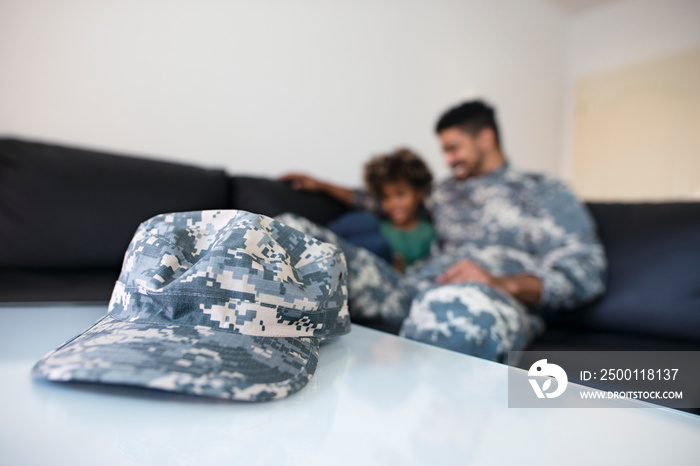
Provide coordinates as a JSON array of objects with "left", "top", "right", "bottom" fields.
[{"left": 364, "top": 148, "right": 433, "bottom": 199}]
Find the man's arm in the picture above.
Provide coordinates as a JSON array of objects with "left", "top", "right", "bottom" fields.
[
  {"left": 436, "top": 259, "right": 542, "bottom": 304},
  {"left": 524, "top": 179, "right": 607, "bottom": 310},
  {"left": 434, "top": 178, "right": 606, "bottom": 310},
  {"left": 278, "top": 173, "right": 355, "bottom": 205}
]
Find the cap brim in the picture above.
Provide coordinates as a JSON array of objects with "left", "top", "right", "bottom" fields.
[{"left": 32, "top": 315, "right": 319, "bottom": 402}]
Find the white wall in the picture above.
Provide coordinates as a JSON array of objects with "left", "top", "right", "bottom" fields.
[
  {"left": 560, "top": 0, "right": 700, "bottom": 182},
  {"left": 0, "top": 0, "right": 566, "bottom": 186}
]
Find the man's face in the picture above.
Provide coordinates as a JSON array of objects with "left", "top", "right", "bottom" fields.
[{"left": 438, "top": 127, "right": 487, "bottom": 181}]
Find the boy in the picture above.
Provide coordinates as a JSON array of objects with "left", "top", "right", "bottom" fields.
[{"left": 329, "top": 148, "right": 434, "bottom": 272}]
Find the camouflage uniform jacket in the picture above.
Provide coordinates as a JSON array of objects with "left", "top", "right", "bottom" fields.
[{"left": 356, "top": 163, "right": 607, "bottom": 312}]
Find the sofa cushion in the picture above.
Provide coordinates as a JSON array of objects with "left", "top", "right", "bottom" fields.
[
  {"left": 0, "top": 268, "right": 119, "bottom": 302},
  {"left": 230, "top": 176, "right": 348, "bottom": 226},
  {"left": 0, "top": 138, "right": 229, "bottom": 269},
  {"left": 549, "top": 202, "right": 700, "bottom": 341}
]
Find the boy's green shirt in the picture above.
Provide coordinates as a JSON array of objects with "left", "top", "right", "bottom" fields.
[{"left": 379, "top": 219, "right": 434, "bottom": 267}]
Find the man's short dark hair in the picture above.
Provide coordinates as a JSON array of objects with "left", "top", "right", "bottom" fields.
[
  {"left": 364, "top": 148, "right": 433, "bottom": 200},
  {"left": 435, "top": 100, "right": 501, "bottom": 147}
]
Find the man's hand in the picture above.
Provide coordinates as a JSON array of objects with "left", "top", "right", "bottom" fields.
[
  {"left": 436, "top": 259, "right": 543, "bottom": 304},
  {"left": 436, "top": 259, "right": 493, "bottom": 285},
  {"left": 278, "top": 173, "right": 323, "bottom": 191}
]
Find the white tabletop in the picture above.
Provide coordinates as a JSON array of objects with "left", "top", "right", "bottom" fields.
[{"left": 1, "top": 304, "right": 699, "bottom": 466}]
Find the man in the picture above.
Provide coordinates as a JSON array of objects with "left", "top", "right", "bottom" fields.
[{"left": 280, "top": 100, "right": 606, "bottom": 362}]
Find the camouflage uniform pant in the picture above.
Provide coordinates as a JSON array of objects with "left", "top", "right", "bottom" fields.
[{"left": 276, "top": 214, "right": 540, "bottom": 362}]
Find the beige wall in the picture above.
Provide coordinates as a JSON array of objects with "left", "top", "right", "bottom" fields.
[
  {"left": 571, "top": 49, "right": 700, "bottom": 201},
  {"left": 561, "top": 0, "right": 700, "bottom": 201}
]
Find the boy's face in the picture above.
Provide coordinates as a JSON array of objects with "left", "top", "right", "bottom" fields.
[{"left": 380, "top": 180, "right": 424, "bottom": 229}]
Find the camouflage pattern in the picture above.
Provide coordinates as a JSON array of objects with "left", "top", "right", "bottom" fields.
[
  {"left": 399, "top": 284, "right": 538, "bottom": 363},
  {"left": 33, "top": 210, "right": 350, "bottom": 401},
  {"left": 420, "top": 164, "right": 606, "bottom": 311},
  {"left": 287, "top": 164, "right": 606, "bottom": 361},
  {"left": 276, "top": 213, "right": 415, "bottom": 325}
]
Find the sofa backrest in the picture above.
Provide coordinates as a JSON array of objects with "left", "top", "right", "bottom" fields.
[
  {"left": 549, "top": 202, "right": 700, "bottom": 342},
  {"left": 229, "top": 176, "right": 348, "bottom": 226},
  {"left": 0, "top": 138, "right": 230, "bottom": 270},
  {"left": 5, "top": 136, "right": 698, "bottom": 342}
]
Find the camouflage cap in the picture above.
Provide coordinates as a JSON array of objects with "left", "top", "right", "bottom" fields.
[{"left": 33, "top": 210, "right": 350, "bottom": 401}]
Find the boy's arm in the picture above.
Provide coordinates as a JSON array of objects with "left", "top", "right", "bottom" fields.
[
  {"left": 278, "top": 173, "right": 355, "bottom": 205},
  {"left": 279, "top": 172, "right": 382, "bottom": 213}
]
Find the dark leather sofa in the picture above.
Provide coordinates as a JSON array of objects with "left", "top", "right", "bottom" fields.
[{"left": 3, "top": 138, "right": 700, "bottom": 359}]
